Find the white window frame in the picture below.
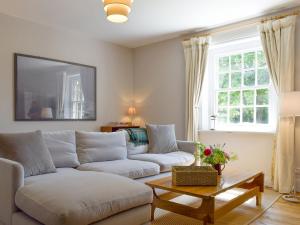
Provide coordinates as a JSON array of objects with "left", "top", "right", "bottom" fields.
[{"left": 199, "top": 36, "right": 277, "bottom": 133}]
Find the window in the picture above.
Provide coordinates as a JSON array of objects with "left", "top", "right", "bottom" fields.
[
  {"left": 67, "top": 74, "right": 85, "bottom": 119},
  {"left": 200, "top": 37, "right": 277, "bottom": 132}
]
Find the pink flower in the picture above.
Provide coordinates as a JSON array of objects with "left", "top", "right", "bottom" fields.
[{"left": 204, "top": 148, "right": 212, "bottom": 156}]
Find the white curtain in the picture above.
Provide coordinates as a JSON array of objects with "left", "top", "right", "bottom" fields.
[
  {"left": 259, "top": 15, "right": 296, "bottom": 193},
  {"left": 182, "top": 37, "right": 210, "bottom": 141}
]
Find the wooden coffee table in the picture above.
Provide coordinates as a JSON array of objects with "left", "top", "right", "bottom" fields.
[{"left": 146, "top": 171, "right": 264, "bottom": 225}]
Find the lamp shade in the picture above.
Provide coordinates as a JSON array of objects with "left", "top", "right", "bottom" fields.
[
  {"left": 102, "top": 0, "right": 134, "bottom": 23},
  {"left": 279, "top": 92, "right": 300, "bottom": 117},
  {"left": 128, "top": 107, "right": 136, "bottom": 116},
  {"left": 41, "top": 107, "right": 53, "bottom": 119}
]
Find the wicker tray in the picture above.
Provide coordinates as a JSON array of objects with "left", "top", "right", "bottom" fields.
[{"left": 172, "top": 166, "right": 218, "bottom": 186}]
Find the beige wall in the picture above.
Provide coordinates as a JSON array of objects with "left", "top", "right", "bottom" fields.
[
  {"left": 0, "top": 13, "right": 133, "bottom": 132},
  {"left": 133, "top": 17, "right": 300, "bottom": 189}
]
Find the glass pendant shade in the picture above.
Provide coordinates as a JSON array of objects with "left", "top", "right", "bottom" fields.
[{"left": 102, "top": 0, "right": 133, "bottom": 23}]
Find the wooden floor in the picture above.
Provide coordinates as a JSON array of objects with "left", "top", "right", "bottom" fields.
[{"left": 250, "top": 196, "right": 300, "bottom": 225}]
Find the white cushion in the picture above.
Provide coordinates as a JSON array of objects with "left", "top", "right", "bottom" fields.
[
  {"left": 43, "top": 130, "right": 79, "bottom": 168},
  {"left": 129, "top": 151, "right": 195, "bottom": 172},
  {"left": 77, "top": 159, "right": 160, "bottom": 179},
  {"left": 146, "top": 124, "right": 178, "bottom": 153},
  {"left": 76, "top": 131, "right": 127, "bottom": 164},
  {"left": 16, "top": 169, "right": 152, "bottom": 225}
]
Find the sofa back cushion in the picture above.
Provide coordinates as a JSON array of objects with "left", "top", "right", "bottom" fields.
[
  {"left": 76, "top": 131, "right": 127, "bottom": 164},
  {"left": 43, "top": 130, "right": 80, "bottom": 168},
  {"left": 146, "top": 124, "right": 178, "bottom": 154},
  {"left": 0, "top": 130, "right": 56, "bottom": 177}
]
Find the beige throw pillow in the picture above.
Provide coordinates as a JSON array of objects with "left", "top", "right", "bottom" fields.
[
  {"left": 146, "top": 124, "right": 178, "bottom": 153},
  {"left": 0, "top": 130, "right": 56, "bottom": 177}
]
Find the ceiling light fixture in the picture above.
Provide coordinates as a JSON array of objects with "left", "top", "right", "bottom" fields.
[{"left": 102, "top": 0, "right": 134, "bottom": 23}]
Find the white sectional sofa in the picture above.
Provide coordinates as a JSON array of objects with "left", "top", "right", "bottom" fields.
[{"left": 0, "top": 130, "right": 195, "bottom": 225}]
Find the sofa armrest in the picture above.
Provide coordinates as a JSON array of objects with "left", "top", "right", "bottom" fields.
[
  {"left": 0, "top": 158, "right": 24, "bottom": 225},
  {"left": 176, "top": 140, "right": 196, "bottom": 154}
]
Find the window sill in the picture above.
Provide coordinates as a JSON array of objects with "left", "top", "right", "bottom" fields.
[{"left": 198, "top": 129, "right": 276, "bottom": 135}]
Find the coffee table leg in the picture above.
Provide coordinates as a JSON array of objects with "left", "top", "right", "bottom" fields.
[
  {"left": 151, "top": 188, "right": 157, "bottom": 221},
  {"left": 256, "top": 191, "right": 262, "bottom": 206}
]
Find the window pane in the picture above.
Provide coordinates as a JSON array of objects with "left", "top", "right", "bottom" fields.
[
  {"left": 231, "top": 72, "right": 241, "bottom": 88},
  {"left": 256, "top": 107, "right": 269, "bottom": 124},
  {"left": 219, "top": 56, "right": 229, "bottom": 72},
  {"left": 230, "top": 108, "right": 240, "bottom": 123},
  {"left": 242, "top": 90, "right": 254, "bottom": 105},
  {"left": 219, "top": 73, "right": 229, "bottom": 88},
  {"left": 231, "top": 54, "right": 242, "bottom": 70},
  {"left": 229, "top": 91, "right": 240, "bottom": 106},
  {"left": 256, "top": 89, "right": 269, "bottom": 105},
  {"left": 244, "top": 70, "right": 255, "bottom": 86},
  {"left": 244, "top": 52, "right": 255, "bottom": 69},
  {"left": 257, "top": 50, "right": 266, "bottom": 67},
  {"left": 218, "top": 92, "right": 228, "bottom": 106},
  {"left": 243, "top": 107, "right": 254, "bottom": 123},
  {"left": 218, "top": 108, "right": 227, "bottom": 123},
  {"left": 257, "top": 68, "right": 269, "bottom": 85}
]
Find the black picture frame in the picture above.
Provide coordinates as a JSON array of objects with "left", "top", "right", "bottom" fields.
[{"left": 14, "top": 53, "right": 97, "bottom": 121}]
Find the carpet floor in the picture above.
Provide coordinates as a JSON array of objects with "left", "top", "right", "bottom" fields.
[{"left": 152, "top": 188, "right": 281, "bottom": 225}]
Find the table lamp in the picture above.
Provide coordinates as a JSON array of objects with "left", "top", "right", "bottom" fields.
[
  {"left": 280, "top": 91, "right": 300, "bottom": 203},
  {"left": 41, "top": 107, "right": 53, "bottom": 119},
  {"left": 128, "top": 106, "right": 136, "bottom": 125}
]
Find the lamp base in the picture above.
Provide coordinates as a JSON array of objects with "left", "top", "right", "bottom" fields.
[{"left": 282, "top": 194, "right": 300, "bottom": 203}]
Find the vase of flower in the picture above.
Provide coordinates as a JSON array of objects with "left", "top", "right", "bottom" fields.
[
  {"left": 213, "top": 163, "right": 225, "bottom": 175},
  {"left": 194, "top": 143, "right": 237, "bottom": 176}
]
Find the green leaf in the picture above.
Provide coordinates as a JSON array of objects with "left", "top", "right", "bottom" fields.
[
  {"left": 243, "top": 108, "right": 254, "bottom": 123},
  {"left": 257, "top": 68, "right": 269, "bottom": 85},
  {"left": 244, "top": 52, "right": 255, "bottom": 69},
  {"left": 244, "top": 70, "right": 255, "bottom": 86},
  {"left": 230, "top": 108, "right": 240, "bottom": 123},
  {"left": 217, "top": 108, "right": 227, "bottom": 123},
  {"left": 256, "top": 107, "right": 269, "bottom": 124},
  {"left": 218, "top": 92, "right": 228, "bottom": 106},
  {"left": 257, "top": 50, "right": 266, "bottom": 67},
  {"left": 242, "top": 90, "right": 254, "bottom": 105},
  {"left": 231, "top": 54, "right": 242, "bottom": 70},
  {"left": 256, "top": 89, "right": 269, "bottom": 105},
  {"left": 231, "top": 72, "right": 241, "bottom": 88},
  {"left": 229, "top": 91, "right": 240, "bottom": 106},
  {"left": 219, "top": 73, "right": 229, "bottom": 88},
  {"left": 219, "top": 56, "right": 229, "bottom": 72}
]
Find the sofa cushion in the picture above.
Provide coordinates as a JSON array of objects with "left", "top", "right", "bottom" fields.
[
  {"left": 76, "top": 131, "right": 127, "bottom": 164},
  {"left": 43, "top": 130, "right": 79, "bottom": 168},
  {"left": 16, "top": 169, "right": 152, "bottom": 225},
  {"left": 123, "top": 130, "right": 148, "bottom": 155},
  {"left": 129, "top": 151, "right": 195, "bottom": 172},
  {"left": 77, "top": 159, "right": 160, "bottom": 179},
  {"left": 146, "top": 124, "right": 178, "bottom": 153},
  {"left": 0, "top": 130, "right": 56, "bottom": 177}
]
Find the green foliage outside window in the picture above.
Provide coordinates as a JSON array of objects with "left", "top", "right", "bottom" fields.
[
  {"left": 256, "top": 89, "right": 269, "bottom": 105},
  {"left": 219, "top": 73, "right": 229, "bottom": 88},
  {"left": 244, "top": 70, "right": 255, "bottom": 86},
  {"left": 230, "top": 91, "right": 240, "bottom": 106},
  {"left": 219, "top": 56, "right": 229, "bottom": 73},
  {"left": 231, "top": 72, "right": 241, "bottom": 88},
  {"left": 244, "top": 52, "right": 255, "bottom": 69},
  {"left": 230, "top": 108, "right": 240, "bottom": 123},
  {"left": 256, "top": 107, "right": 268, "bottom": 124}
]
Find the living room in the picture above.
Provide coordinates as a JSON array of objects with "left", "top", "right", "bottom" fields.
[{"left": 0, "top": 0, "right": 300, "bottom": 225}]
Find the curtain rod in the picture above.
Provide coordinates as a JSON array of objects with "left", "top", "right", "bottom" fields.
[{"left": 183, "top": 7, "right": 299, "bottom": 41}]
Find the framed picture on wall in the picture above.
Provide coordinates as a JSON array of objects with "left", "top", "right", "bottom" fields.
[{"left": 14, "top": 53, "right": 97, "bottom": 121}]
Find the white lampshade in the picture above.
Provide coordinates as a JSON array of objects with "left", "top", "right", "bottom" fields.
[
  {"left": 41, "top": 108, "right": 53, "bottom": 119},
  {"left": 280, "top": 92, "right": 300, "bottom": 117}
]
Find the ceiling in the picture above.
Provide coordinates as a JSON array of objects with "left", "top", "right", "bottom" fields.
[{"left": 0, "top": 0, "right": 299, "bottom": 48}]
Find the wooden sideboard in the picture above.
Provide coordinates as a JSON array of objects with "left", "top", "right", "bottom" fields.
[{"left": 100, "top": 124, "right": 140, "bottom": 132}]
